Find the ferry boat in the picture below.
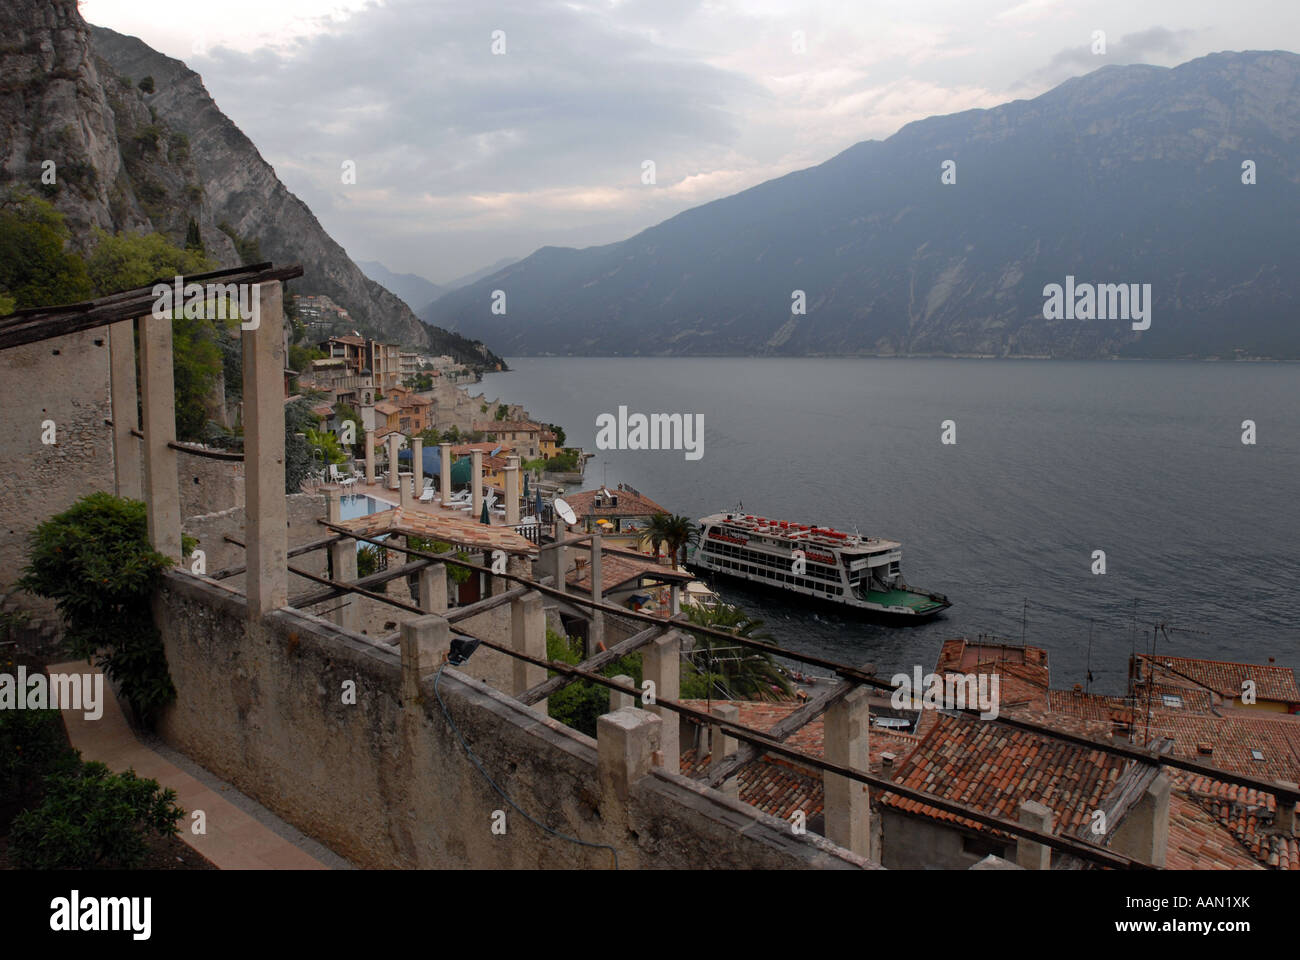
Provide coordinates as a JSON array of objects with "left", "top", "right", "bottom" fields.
[{"left": 690, "top": 512, "right": 951, "bottom": 620}]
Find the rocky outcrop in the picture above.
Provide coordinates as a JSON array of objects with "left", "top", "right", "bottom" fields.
[{"left": 1, "top": 0, "right": 505, "bottom": 367}]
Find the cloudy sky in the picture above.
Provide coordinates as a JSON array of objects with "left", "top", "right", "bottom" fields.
[{"left": 83, "top": 0, "right": 1295, "bottom": 284}]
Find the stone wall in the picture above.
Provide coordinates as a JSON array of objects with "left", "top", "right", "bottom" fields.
[
  {"left": 178, "top": 447, "right": 244, "bottom": 521},
  {"left": 0, "top": 329, "right": 114, "bottom": 598},
  {"left": 183, "top": 492, "right": 327, "bottom": 593},
  {"left": 153, "top": 571, "right": 875, "bottom": 870}
]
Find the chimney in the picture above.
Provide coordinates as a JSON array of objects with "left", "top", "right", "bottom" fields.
[
  {"left": 1197, "top": 743, "right": 1214, "bottom": 756},
  {"left": 881, "top": 752, "right": 896, "bottom": 773}
]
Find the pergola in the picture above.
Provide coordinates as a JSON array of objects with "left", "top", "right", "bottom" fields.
[{"left": 7, "top": 262, "right": 1295, "bottom": 871}]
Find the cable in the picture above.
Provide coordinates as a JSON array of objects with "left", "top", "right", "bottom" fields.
[{"left": 433, "top": 662, "right": 620, "bottom": 870}]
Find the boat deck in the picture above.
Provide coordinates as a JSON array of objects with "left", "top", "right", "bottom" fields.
[{"left": 863, "top": 589, "right": 949, "bottom": 614}]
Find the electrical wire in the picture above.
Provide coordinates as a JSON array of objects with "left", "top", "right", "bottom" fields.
[{"left": 433, "top": 662, "right": 620, "bottom": 870}]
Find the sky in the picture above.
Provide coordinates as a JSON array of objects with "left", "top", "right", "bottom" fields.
[{"left": 81, "top": 0, "right": 1298, "bottom": 285}]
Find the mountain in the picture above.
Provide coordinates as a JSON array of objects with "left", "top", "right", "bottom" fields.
[
  {"left": 416, "top": 256, "right": 520, "bottom": 322},
  {"left": 424, "top": 51, "right": 1300, "bottom": 359},
  {"left": 357, "top": 260, "right": 443, "bottom": 313},
  {"left": 0, "top": 0, "right": 503, "bottom": 369}
]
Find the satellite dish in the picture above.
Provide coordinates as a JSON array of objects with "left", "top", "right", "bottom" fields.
[{"left": 554, "top": 497, "right": 577, "bottom": 525}]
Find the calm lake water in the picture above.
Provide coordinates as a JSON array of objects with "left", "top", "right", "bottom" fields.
[{"left": 480, "top": 358, "right": 1300, "bottom": 694}]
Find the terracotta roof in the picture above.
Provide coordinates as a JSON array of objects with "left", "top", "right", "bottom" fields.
[
  {"left": 374, "top": 401, "right": 400, "bottom": 416},
  {"left": 675, "top": 700, "right": 921, "bottom": 821},
  {"left": 474, "top": 420, "right": 543, "bottom": 433},
  {"left": 933, "top": 638, "right": 1050, "bottom": 710},
  {"left": 1137, "top": 654, "right": 1300, "bottom": 704},
  {"left": 879, "top": 713, "right": 1130, "bottom": 838},
  {"left": 452, "top": 441, "right": 512, "bottom": 456},
  {"left": 1045, "top": 685, "right": 1215, "bottom": 722},
  {"left": 336, "top": 506, "right": 536, "bottom": 555},
  {"left": 1167, "top": 782, "right": 1267, "bottom": 870},
  {"left": 1175, "top": 772, "right": 1299, "bottom": 870},
  {"left": 564, "top": 487, "right": 669, "bottom": 518},
  {"left": 1131, "top": 711, "right": 1300, "bottom": 784},
  {"left": 566, "top": 551, "right": 692, "bottom": 595}
]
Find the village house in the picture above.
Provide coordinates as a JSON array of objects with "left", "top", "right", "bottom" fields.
[{"left": 562, "top": 484, "right": 670, "bottom": 549}]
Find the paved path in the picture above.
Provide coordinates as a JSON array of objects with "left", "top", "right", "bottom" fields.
[{"left": 52, "top": 661, "right": 330, "bottom": 870}]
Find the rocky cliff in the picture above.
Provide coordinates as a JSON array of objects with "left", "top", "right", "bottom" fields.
[{"left": 0, "top": 0, "right": 504, "bottom": 368}]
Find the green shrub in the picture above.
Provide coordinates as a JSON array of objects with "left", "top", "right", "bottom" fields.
[
  {"left": 545, "top": 630, "right": 642, "bottom": 737},
  {"left": 10, "top": 761, "right": 183, "bottom": 869},
  {"left": 0, "top": 707, "right": 80, "bottom": 805},
  {"left": 18, "top": 493, "right": 175, "bottom": 725}
]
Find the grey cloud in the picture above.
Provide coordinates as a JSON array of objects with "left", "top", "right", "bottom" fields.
[{"left": 1020, "top": 26, "right": 1196, "bottom": 90}]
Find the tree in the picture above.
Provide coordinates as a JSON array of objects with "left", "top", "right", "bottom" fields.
[
  {"left": 682, "top": 603, "right": 794, "bottom": 702},
  {"left": 334, "top": 402, "right": 365, "bottom": 453},
  {"left": 10, "top": 761, "right": 183, "bottom": 869},
  {"left": 86, "top": 230, "right": 223, "bottom": 441},
  {"left": 0, "top": 191, "right": 92, "bottom": 313},
  {"left": 18, "top": 493, "right": 176, "bottom": 725},
  {"left": 645, "top": 512, "right": 674, "bottom": 562},
  {"left": 547, "top": 423, "right": 567, "bottom": 446},
  {"left": 305, "top": 427, "right": 346, "bottom": 466},
  {"left": 285, "top": 401, "right": 323, "bottom": 492},
  {"left": 656, "top": 514, "right": 698, "bottom": 569},
  {"left": 545, "top": 630, "right": 642, "bottom": 736},
  {"left": 138, "top": 75, "right": 155, "bottom": 93}
]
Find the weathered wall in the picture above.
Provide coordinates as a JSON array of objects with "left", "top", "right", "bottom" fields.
[
  {"left": 0, "top": 329, "right": 114, "bottom": 597},
  {"left": 183, "top": 492, "right": 327, "bottom": 592},
  {"left": 879, "top": 808, "right": 1009, "bottom": 870},
  {"left": 178, "top": 448, "right": 244, "bottom": 521},
  {"left": 153, "top": 571, "right": 875, "bottom": 870}
]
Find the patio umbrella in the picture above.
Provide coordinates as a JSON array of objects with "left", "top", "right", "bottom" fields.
[
  {"left": 535, "top": 487, "right": 543, "bottom": 518},
  {"left": 523, "top": 471, "right": 530, "bottom": 499},
  {"left": 480, "top": 500, "right": 490, "bottom": 525}
]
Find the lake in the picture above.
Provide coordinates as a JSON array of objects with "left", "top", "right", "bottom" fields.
[{"left": 480, "top": 358, "right": 1300, "bottom": 694}]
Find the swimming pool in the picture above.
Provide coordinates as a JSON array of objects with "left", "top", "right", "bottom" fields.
[{"left": 340, "top": 494, "right": 395, "bottom": 552}]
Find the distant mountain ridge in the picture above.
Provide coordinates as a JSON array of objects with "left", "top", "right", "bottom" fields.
[
  {"left": 356, "top": 260, "right": 443, "bottom": 314},
  {"left": 424, "top": 51, "right": 1300, "bottom": 359}
]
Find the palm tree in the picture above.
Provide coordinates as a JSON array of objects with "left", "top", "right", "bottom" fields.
[
  {"left": 683, "top": 602, "right": 794, "bottom": 702},
  {"left": 644, "top": 512, "right": 675, "bottom": 563},
  {"left": 661, "top": 514, "right": 698, "bottom": 570}
]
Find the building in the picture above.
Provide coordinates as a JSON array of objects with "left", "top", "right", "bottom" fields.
[
  {"left": 473, "top": 420, "right": 546, "bottom": 460},
  {"left": 318, "top": 334, "right": 404, "bottom": 394},
  {"left": 1134, "top": 654, "right": 1300, "bottom": 714},
  {"left": 561, "top": 484, "right": 670, "bottom": 548}
]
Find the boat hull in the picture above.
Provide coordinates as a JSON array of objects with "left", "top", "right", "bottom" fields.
[{"left": 686, "top": 561, "right": 951, "bottom": 623}]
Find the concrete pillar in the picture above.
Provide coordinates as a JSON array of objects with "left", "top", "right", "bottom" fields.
[
  {"left": 1016, "top": 800, "right": 1054, "bottom": 870},
  {"left": 609, "top": 674, "right": 635, "bottom": 711},
  {"left": 470, "top": 449, "right": 483, "bottom": 518},
  {"left": 589, "top": 530, "right": 604, "bottom": 655},
  {"left": 553, "top": 521, "right": 567, "bottom": 595},
  {"left": 439, "top": 442, "right": 452, "bottom": 500},
  {"left": 400, "top": 473, "right": 413, "bottom": 509},
  {"left": 710, "top": 703, "right": 740, "bottom": 800},
  {"left": 642, "top": 630, "right": 680, "bottom": 772},
  {"left": 400, "top": 614, "right": 451, "bottom": 703},
  {"left": 365, "top": 432, "right": 376, "bottom": 485},
  {"left": 510, "top": 591, "right": 546, "bottom": 712},
  {"left": 325, "top": 491, "right": 357, "bottom": 631},
  {"left": 823, "top": 685, "right": 870, "bottom": 857},
  {"left": 1275, "top": 784, "right": 1297, "bottom": 837},
  {"left": 598, "top": 707, "right": 661, "bottom": 803},
  {"left": 387, "top": 433, "right": 401, "bottom": 490},
  {"left": 1111, "top": 773, "right": 1170, "bottom": 868},
  {"left": 137, "top": 311, "right": 181, "bottom": 561},
  {"left": 670, "top": 583, "right": 681, "bottom": 616},
  {"left": 412, "top": 437, "right": 424, "bottom": 500},
  {"left": 418, "top": 562, "right": 447, "bottom": 614},
  {"left": 241, "top": 281, "right": 288, "bottom": 618},
  {"left": 109, "top": 319, "right": 141, "bottom": 501},
  {"left": 504, "top": 456, "right": 520, "bottom": 525}
]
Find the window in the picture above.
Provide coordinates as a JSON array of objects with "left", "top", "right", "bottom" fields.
[
  {"left": 1251, "top": 749, "right": 1265, "bottom": 761},
  {"left": 1161, "top": 694, "right": 1183, "bottom": 708}
]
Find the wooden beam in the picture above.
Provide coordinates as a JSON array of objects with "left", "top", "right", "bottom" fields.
[
  {"left": 0, "top": 264, "right": 303, "bottom": 351},
  {"left": 703, "top": 676, "right": 862, "bottom": 787},
  {"left": 516, "top": 624, "right": 666, "bottom": 706}
]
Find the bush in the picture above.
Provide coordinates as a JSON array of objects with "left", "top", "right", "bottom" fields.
[
  {"left": 18, "top": 493, "right": 176, "bottom": 725},
  {"left": 10, "top": 761, "right": 183, "bottom": 869},
  {"left": 0, "top": 707, "right": 80, "bottom": 805},
  {"left": 545, "top": 630, "right": 642, "bottom": 737}
]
